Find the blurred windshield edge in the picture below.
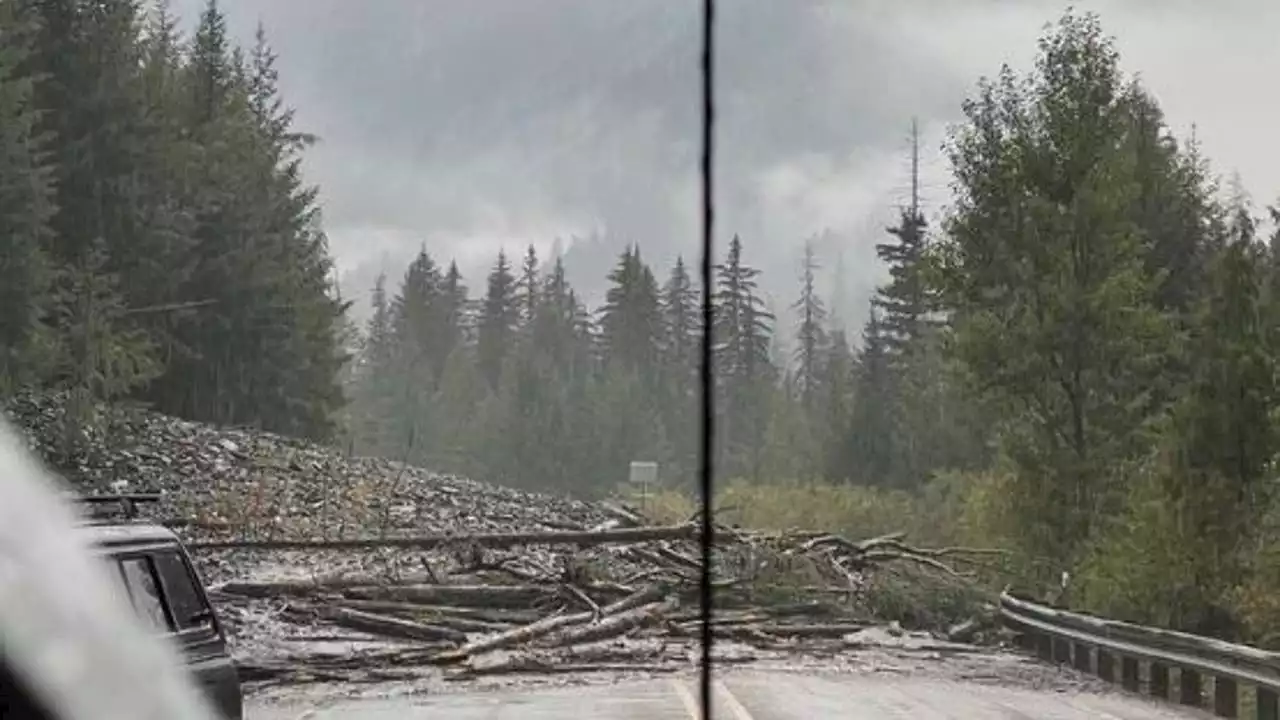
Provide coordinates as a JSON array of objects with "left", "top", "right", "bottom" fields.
[{"left": 0, "top": 417, "right": 218, "bottom": 720}]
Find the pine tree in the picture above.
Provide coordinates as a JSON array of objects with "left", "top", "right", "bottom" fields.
[
  {"left": 847, "top": 309, "right": 896, "bottom": 486},
  {"left": 873, "top": 120, "right": 934, "bottom": 358},
  {"left": 714, "top": 236, "right": 773, "bottom": 384},
  {"left": 534, "top": 256, "right": 586, "bottom": 373},
  {"left": 1165, "top": 199, "right": 1276, "bottom": 572},
  {"left": 819, "top": 328, "right": 856, "bottom": 481},
  {"left": 391, "top": 247, "right": 443, "bottom": 377},
  {"left": 935, "top": 10, "right": 1176, "bottom": 561},
  {"left": 658, "top": 256, "right": 701, "bottom": 484},
  {"left": 52, "top": 239, "right": 159, "bottom": 457},
  {"left": 140, "top": 10, "right": 346, "bottom": 439},
  {"left": 598, "top": 245, "right": 662, "bottom": 377},
  {"left": 0, "top": 0, "right": 349, "bottom": 445},
  {"left": 432, "top": 342, "right": 488, "bottom": 475},
  {"left": 873, "top": 208, "right": 931, "bottom": 356},
  {"left": 381, "top": 248, "right": 444, "bottom": 462},
  {"left": 793, "top": 240, "right": 828, "bottom": 410},
  {"left": 712, "top": 234, "right": 775, "bottom": 479},
  {"left": 188, "top": 0, "right": 229, "bottom": 126},
  {"left": 364, "top": 274, "right": 394, "bottom": 378},
  {"left": 440, "top": 260, "right": 469, "bottom": 355},
  {"left": 517, "top": 244, "right": 540, "bottom": 327},
  {"left": 477, "top": 251, "right": 519, "bottom": 389},
  {"left": 660, "top": 256, "right": 700, "bottom": 381},
  {"left": 347, "top": 271, "right": 396, "bottom": 454},
  {"left": 0, "top": 0, "right": 55, "bottom": 390}
]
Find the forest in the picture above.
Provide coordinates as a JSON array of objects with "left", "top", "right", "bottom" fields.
[{"left": 3, "top": 1, "right": 1280, "bottom": 644}]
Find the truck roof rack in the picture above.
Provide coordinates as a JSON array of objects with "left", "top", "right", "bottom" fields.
[{"left": 74, "top": 493, "right": 162, "bottom": 521}]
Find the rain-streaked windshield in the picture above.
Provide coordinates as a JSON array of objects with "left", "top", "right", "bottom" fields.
[{"left": 2, "top": 1, "right": 1276, "bottom": 718}]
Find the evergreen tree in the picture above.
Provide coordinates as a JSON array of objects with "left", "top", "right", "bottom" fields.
[
  {"left": 598, "top": 245, "right": 662, "bottom": 377},
  {"left": 52, "top": 239, "right": 159, "bottom": 456},
  {"left": 383, "top": 248, "right": 443, "bottom": 463},
  {"left": 874, "top": 207, "right": 933, "bottom": 357},
  {"left": 431, "top": 343, "right": 488, "bottom": 475},
  {"left": 793, "top": 240, "right": 827, "bottom": 410},
  {"left": 347, "top": 273, "right": 396, "bottom": 456},
  {"left": 712, "top": 234, "right": 775, "bottom": 479},
  {"left": 188, "top": 0, "right": 229, "bottom": 126},
  {"left": 934, "top": 10, "right": 1176, "bottom": 562},
  {"left": 441, "top": 260, "right": 469, "bottom": 354},
  {"left": 534, "top": 256, "right": 587, "bottom": 374},
  {"left": 517, "top": 244, "right": 540, "bottom": 327},
  {"left": 847, "top": 309, "right": 896, "bottom": 486},
  {"left": 0, "top": 0, "right": 55, "bottom": 390},
  {"left": 660, "top": 256, "right": 700, "bottom": 382},
  {"left": 659, "top": 256, "right": 701, "bottom": 484},
  {"left": 391, "top": 247, "right": 443, "bottom": 377},
  {"left": 1163, "top": 200, "right": 1276, "bottom": 591},
  {"left": 819, "top": 328, "right": 856, "bottom": 481},
  {"left": 0, "top": 0, "right": 347, "bottom": 443},
  {"left": 477, "top": 251, "right": 519, "bottom": 389}
]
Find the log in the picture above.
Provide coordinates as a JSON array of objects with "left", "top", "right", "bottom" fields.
[
  {"left": 429, "top": 584, "right": 671, "bottom": 664},
  {"left": 188, "top": 523, "right": 709, "bottom": 552},
  {"left": 431, "top": 610, "right": 592, "bottom": 665},
  {"left": 447, "top": 657, "right": 679, "bottom": 679},
  {"left": 341, "top": 584, "right": 550, "bottom": 609},
  {"left": 599, "top": 502, "right": 647, "bottom": 528},
  {"left": 536, "top": 598, "right": 676, "bottom": 648},
  {"left": 214, "top": 571, "right": 441, "bottom": 597},
  {"left": 738, "top": 622, "right": 870, "bottom": 638},
  {"left": 601, "top": 583, "right": 668, "bottom": 615},
  {"left": 335, "top": 601, "right": 541, "bottom": 625},
  {"left": 316, "top": 606, "right": 468, "bottom": 644},
  {"left": 336, "top": 601, "right": 513, "bottom": 634}
]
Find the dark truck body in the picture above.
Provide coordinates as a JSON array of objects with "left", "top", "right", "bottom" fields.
[{"left": 77, "top": 506, "right": 242, "bottom": 720}]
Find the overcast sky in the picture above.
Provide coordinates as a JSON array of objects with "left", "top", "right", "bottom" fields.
[{"left": 173, "top": 0, "right": 1280, "bottom": 333}]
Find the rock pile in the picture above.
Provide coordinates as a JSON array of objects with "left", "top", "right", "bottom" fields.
[
  {"left": 3, "top": 393, "right": 1001, "bottom": 688},
  {"left": 3, "top": 391, "right": 607, "bottom": 544}
]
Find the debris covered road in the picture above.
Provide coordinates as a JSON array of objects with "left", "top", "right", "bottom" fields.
[
  {"left": 246, "top": 667, "right": 1206, "bottom": 719},
  {"left": 5, "top": 393, "right": 1155, "bottom": 719}
]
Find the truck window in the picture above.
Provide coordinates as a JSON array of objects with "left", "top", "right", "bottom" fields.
[
  {"left": 152, "top": 550, "right": 212, "bottom": 630},
  {"left": 119, "top": 557, "right": 173, "bottom": 632}
]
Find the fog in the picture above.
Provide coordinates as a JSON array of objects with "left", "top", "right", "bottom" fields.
[{"left": 175, "top": 0, "right": 1280, "bottom": 333}]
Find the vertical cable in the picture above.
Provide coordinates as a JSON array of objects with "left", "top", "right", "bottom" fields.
[{"left": 697, "top": 0, "right": 716, "bottom": 717}]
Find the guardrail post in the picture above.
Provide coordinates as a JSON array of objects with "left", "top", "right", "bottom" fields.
[
  {"left": 1053, "top": 637, "right": 1071, "bottom": 664},
  {"left": 1072, "top": 642, "right": 1092, "bottom": 673},
  {"left": 1178, "top": 669, "right": 1201, "bottom": 707},
  {"left": 1121, "top": 656, "right": 1139, "bottom": 692},
  {"left": 1211, "top": 677, "right": 1236, "bottom": 717},
  {"left": 1257, "top": 687, "right": 1278, "bottom": 720},
  {"left": 1015, "top": 632, "right": 1035, "bottom": 652},
  {"left": 1096, "top": 648, "right": 1114, "bottom": 682},
  {"left": 1150, "top": 662, "right": 1170, "bottom": 699},
  {"left": 998, "top": 591, "right": 1278, "bottom": 719}
]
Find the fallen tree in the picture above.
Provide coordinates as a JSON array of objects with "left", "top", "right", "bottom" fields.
[
  {"left": 210, "top": 515, "right": 1003, "bottom": 684},
  {"left": 190, "top": 523, "right": 708, "bottom": 552}
]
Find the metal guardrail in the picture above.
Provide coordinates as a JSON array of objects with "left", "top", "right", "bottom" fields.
[{"left": 999, "top": 591, "right": 1280, "bottom": 719}]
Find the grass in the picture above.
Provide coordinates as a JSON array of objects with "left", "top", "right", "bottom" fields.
[
  {"left": 622, "top": 475, "right": 999, "bottom": 631},
  {"left": 630, "top": 476, "right": 945, "bottom": 544}
]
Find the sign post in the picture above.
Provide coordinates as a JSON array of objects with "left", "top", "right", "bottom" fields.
[{"left": 628, "top": 461, "right": 659, "bottom": 511}]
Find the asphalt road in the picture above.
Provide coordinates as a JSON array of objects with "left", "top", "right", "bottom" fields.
[{"left": 249, "top": 671, "right": 1208, "bottom": 719}]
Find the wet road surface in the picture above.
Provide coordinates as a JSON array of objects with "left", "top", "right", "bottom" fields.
[{"left": 248, "top": 671, "right": 1209, "bottom": 719}]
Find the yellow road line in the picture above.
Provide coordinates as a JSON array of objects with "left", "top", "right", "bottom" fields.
[
  {"left": 670, "top": 678, "right": 756, "bottom": 720},
  {"left": 671, "top": 678, "right": 702, "bottom": 719},
  {"left": 713, "top": 678, "right": 755, "bottom": 720}
]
